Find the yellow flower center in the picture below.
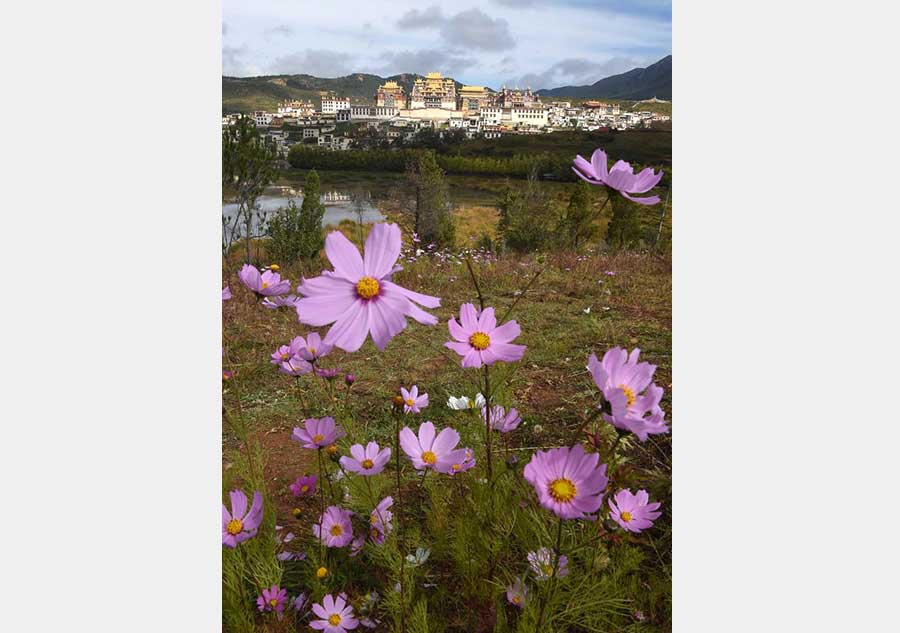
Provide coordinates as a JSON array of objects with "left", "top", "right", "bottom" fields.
[
  {"left": 316, "top": 566, "right": 328, "bottom": 579},
  {"left": 309, "top": 347, "right": 316, "bottom": 355},
  {"left": 512, "top": 595, "right": 521, "bottom": 604},
  {"left": 362, "top": 458, "right": 374, "bottom": 469},
  {"left": 291, "top": 508, "right": 302, "bottom": 518},
  {"left": 312, "top": 433, "right": 325, "bottom": 443},
  {"left": 329, "top": 524, "right": 343, "bottom": 536},
  {"left": 370, "top": 514, "right": 379, "bottom": 524},
  {"left": 542, "top": 564, "right": 555, "bottom": 577},
  {"left": 281, "top": 353, "right": 289, "bottom": 360},
  {"left": 619, "top": 384, "right": 636, "bottom": 407},
  {"left": 300, "top": 485, "right": 309, "bottom": 493},
  {"left": 422, "top": 451, "right": 437, "bottom": 465},
  {"left": 356, "top": 276, "right": 380, "bottom": 299},
  {"left": 269, "top": 264, "right": 280, "bottom": 271},
  {"left": 226, "top": 518, "right": 243, "bottom": 535},
  {"left": 261, "top": 282, "right": 269, "bottom": 289},
  {"left": 469, "top": 331, "right": 490, "bottom": 350},
  {"left": 548, "top": 478, "right": 577, "bottom": 503},
  {"left": 370, "top": 527, "right": 380, "bottom": 538},
  {"left": 326, "top": 444, "right": 338, "bottom": 455},
  {"left": 269, "top": 598, "right": 279, "bottom": 607},
  {"left": 329, "top": 614, "right": 342, "bottom": 626},
  {"left": 452, "top": 463, "right": 461, "bottom": 471},
  {"left": 405, "top": 398, "right": 415, "bottom": 406},
  {"left": 621, "top": 511, "right": 633, "bottom": 522}
]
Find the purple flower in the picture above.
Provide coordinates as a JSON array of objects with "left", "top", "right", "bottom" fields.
[
  {"left": 292, "top": 331, "right": 333, "bottom": 362},
  {"left": 222, "top": 286, "right": 232, "bottom": 301},
  {"left": 608, "top": 489, "right": 662, "bottom": 533},
  {"left": 399, "top": 421, "right": 467, "bottom": 474},
  {"left": 400, "top": 385, "right": 428, "bottom": 414},
  {"left": 271, "top": 345, "right": 293, "bottom": 365},
  {"left": 587, "top": 347, "right": 669, "bottom": 442},
  {"left": 523, "top": 444, "right": 608, "bottom": 520},
  {"left": 292, "top": 593, "right": 309, "bottom": 614},
  {"left": 289, "top": 474, "right": 317, "bottom": 497},
  {"left": 314, "top": 367, "right": 341, "bottom": 380},
  {"left": 312, "top": 506, "right": 354, "bottom": 548},
  {"left": 310, "top": 593, "right": 359, "bottom": 632},
  {"left": 482, "top": 405, "right": 522, "bottom": 433},
  {"left": 295, "top": 223, "right": 441, "bottom": 352},
  {"left": 572, "top": 148, "right": 663, "bottom": 205},
  {"left": 292, "top": 417, "right": 345, "bottom": 449},
  {"left": 506, "top": 577, "right": 529, "bottom": 608},
  {"left": 445, "top": 303, "right": 526, "bottom": 368},
  {"left": 447, "top": 448, "right": 476, "bottom": 476},
  {"left": 369, "top": 496, "right": 394, "bottom": 544},
  {"left": 257, "top": 584, "right": 287, "bottom": 613},
  {"left": 340, "top": 441, "right": 392, "bottom": 476},
  {"left": 222, "top": 489, "right": 263, "bottom": 548},
  {"left": 238, "top": 264, "right": 292, "bottom": 297},
  {"left": 261, "top": 294, "right": 300, "bottom": 309},
  {"left": 345, "top": 373, "right": 355, "bottom": 386},
  {"left": 528, "top": 547, "right": 569, "bottom": 580},
  {"left": 279, "top": 356, "right": 313, "bottom": 377}
]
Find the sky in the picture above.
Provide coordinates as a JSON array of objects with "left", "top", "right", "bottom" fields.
[{"left": 223, "top": 0, "right": 671, "bottom": 91}]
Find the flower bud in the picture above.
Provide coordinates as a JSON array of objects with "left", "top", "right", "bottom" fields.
[
  {"left": 316, "top": 566, "right": 328, "bottom": 579},
  {"left": 291, "top": 507, "right": 302, "bottom": 518},
  {"left": 602, "top": 517, "right": 620, "bottom": 532},
  {"left": 505, "top": 453, "right": 519, "bottom": 467},
  {"left": 345, "top": 373, "right": 355, "bottom": 386}
]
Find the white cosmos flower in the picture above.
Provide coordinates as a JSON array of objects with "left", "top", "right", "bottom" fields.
[{"left": 447, "top": 393, "right": 486, "bottom": 410}]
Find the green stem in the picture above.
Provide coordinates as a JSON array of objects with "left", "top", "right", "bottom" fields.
[
  {"left": 535, "top": 517, "right": 565, "bottom": 631},
  {"left": 393, "top": 411, "right": 407, "bottom": 633},
  {"left": 483, "top": 364, "right": 493, "bottom": 482}
]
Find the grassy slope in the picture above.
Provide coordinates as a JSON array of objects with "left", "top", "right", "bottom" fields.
[{"left": 223, "top": 234, "right": 672, "bottom": 629}]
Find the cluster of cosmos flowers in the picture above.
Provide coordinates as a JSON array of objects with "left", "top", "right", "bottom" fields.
[{"left": 223, "top": 175, "right": 668, "bottom": 626}]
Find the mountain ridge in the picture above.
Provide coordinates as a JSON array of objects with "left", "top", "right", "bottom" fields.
[{"left": 535, "top": 56, "right": 671, "bottom": 100}]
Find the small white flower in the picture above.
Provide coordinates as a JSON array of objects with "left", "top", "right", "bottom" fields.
[
  {"left": 583, "top": 306, "right": 591, "bottom": 314},
  {"left": 447, "top": 395, "right": 471, "bottom": 410},
  {"left": 406, "top": 547, "right": 431, "bottom": 566}
]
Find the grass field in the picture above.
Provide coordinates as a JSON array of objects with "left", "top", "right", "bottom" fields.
[{"left": 223, "top": 226, "right": 672, "bottom": 630}]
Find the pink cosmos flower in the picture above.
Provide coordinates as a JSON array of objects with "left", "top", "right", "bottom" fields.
[
  {"left": 447, "top": 448, "right": 476, "bottom": 476},
  {"left": 271, "top": 344, "right": 293, "bottom": 365},
  {"left": 608, "top": 489, "right": 662, "bottom": 533},
  {"left": 315, "top": 367, "right": 341, "bottom": 379},
  {"left": 400, "top": 385, "right": 428, "bottom": 414},
  {"left": 506, "top": 577, "right": 529, "bottom": 608},
  {"left": 222, "top": 286, "right": 232, "bottom": 301},
  {"left": 339, "top": 441, "right": 391, "bottom": 476},
  {"left": 312, "top": 506, "right": 354, "bottom": 548},
  {"left": 445, "top": 303, "right": 526, "bottom": 368},
  {"left": 369, "top": 496, "right": 394, "bottom": 544},
  {"left": 310, "top": 593, "right": 359, "bottom": 632},
  {"left": 261, "top": 294, "right": 300, "bottom": 309},
  {"left": 238, "top": 264, "right": 292, "bottom": 297},
  {"left": 292, "top": 331, "right": 333, "bottom": 362},
  {"left": 587, "top": 347, "right": 669, "bottom": 442},
  {"left": 292, "top": 417, "right": 345, "bottom": 449},
  {"left": 572, "top": 148, "right": 663, "bottom": 205},
  {"left": 257, "top": 584, "right": 287, "bottom": 614},
  {"left": 399, "top": 421, "right": 467, "bottom": 474},
  {"left": 289, "top": 474, "right": 317, "bottom": 497},
  {"left": 222, "top": 489, "right": 263, "bottom": 548},
  {"left": 527, "top": 547, "right": 569, "bottom": 580},
  {"left": 295, "top": 223, "right": 441, "bottom": 352},
  {"left": 350, "top": 534, "right": 366, "bottom": 557},
  {"left": 482, "top": 405, "right": 522, "bottom": 433},
  {"left": 279, "top": 356, "right": 313, "bottom": 377},
  {"left": 523, "top": 444, "right": 608, "bottom": 520}
]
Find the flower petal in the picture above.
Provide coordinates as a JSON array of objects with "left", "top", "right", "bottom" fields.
[{"left": 325, "top": 230, "right": 365, "bottom": 282}]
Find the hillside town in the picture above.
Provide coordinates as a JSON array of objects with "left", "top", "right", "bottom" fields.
[{"left": 221, "top": 71, "right": 670, "bottom": 154}]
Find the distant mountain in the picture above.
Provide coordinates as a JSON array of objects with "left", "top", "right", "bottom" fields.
[
  {"left": 222, "top": 73, "right": 469, "bottom": 113},
  {"left": 536, "top": 56, "right": 671, "bottom": 100}
]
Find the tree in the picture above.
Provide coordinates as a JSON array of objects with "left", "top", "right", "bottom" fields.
[
  {"left": 606, "top": 194, "right": 643, "bottom": 249},
  {"left": 405, "top": 150, "right": 455, "bottom": 249},
  {"left": 559, "top": 179, "right": 599, "bottom": 248},
  {"left": 497, "top": 170, "right": 558, "bottom": 253},
  {"left": 265, "top": 169, "right": 325, "bottom": 263},
  {"left": 222, "top": 117, "right": 278, "bottom": 262}
]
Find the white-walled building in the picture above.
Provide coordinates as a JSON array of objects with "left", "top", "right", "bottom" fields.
[{"left": 321, "top": 96, "right": 351, "bottom": 114}]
